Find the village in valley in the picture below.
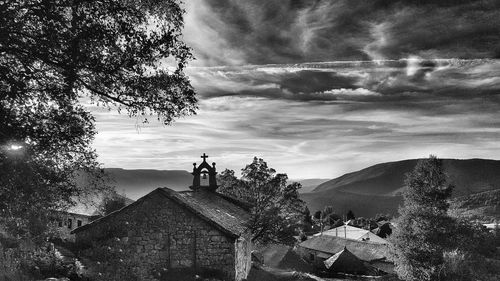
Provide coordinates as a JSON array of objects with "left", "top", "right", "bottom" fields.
[
  {"left": 2, "top": 0, "right": 500, "bottom": 281},
  {"left": 3, "top": 153, "right": 499, "bottom": 281}
]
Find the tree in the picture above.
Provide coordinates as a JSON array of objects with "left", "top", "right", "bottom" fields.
[
  {"left": 319, "top": 205, "right": 337, "bottom": 231},
  {"left": 99, "top": 191, "right": 130, "bottom": 216},
  {"left": 302, "top": 206, "right": 313, "bottom": 232},
  {"left": 217, "top": 157, "right": 306, "bottom": 245},
  {"left": 1, "top": 0, "right": 196, "bottom": 239},
  {"left": 346, "top": 210, "right": 355, "bottom": 220},
  {"left": 390, "top": 156, "right": 456, "bottom": 281},
  {"left": 313, "top": 210, "right": 322, "bottom": 220}
]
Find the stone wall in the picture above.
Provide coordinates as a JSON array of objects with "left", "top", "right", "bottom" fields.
[
  {"left": 51, "top": 212, "right": 92, "bottom": 241},
  {"left": 75, "top": 192, "right": 238, "bottom": 280},
  {"left": 234, "top": 235, "right": 252, "bottom": 281}
]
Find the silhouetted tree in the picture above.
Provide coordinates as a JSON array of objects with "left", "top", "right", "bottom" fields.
[
  {"left": 1, "top": 0, "right": 196, "bottom": 239},
  {"left": 346, "top": 210, "right": 355, "bottom": 220},
  {"left": 217, "top": 157, "right": 306, "bottom": 245},
  {"left": 313, "top": 210, "right": 322, "bottom": 220},
  {"left": 302, "top": 206, "right": 313, "bottom": 232}
]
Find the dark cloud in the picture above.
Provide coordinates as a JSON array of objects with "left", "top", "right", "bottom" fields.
[
  {"left": 188, "top": 59, "right": 500, "bottom": 113},
  {"left": 185, "top": 0, "right": 500, "bottom": 66}
]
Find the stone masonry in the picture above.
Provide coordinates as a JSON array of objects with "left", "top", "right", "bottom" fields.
[{"left": 73, "top": 188, "right": 252, "bottom": 281}]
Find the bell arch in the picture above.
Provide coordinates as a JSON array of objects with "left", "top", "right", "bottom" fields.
[{"left": 190, "top": 153, "right": 218, "bottom": 191}]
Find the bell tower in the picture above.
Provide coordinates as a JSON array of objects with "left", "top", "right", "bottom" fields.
[{"left": 190, "top": 153, "right": 218, "bottom": 191}]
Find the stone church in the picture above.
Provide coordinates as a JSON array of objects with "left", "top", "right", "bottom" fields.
[{"left": 72, "top": 154, "right": 252, "bottom": 281}]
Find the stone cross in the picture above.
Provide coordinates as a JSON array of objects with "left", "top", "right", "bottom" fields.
[{"left": 201, "top": 153, "right": 209, "bottom": 162}]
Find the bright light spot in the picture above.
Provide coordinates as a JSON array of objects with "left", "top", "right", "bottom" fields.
[
  {"left": 406, "top": 55, "right": 421, "bottom": 76},
  {"left": 9, "top": 145, "right": 23, "bottom": 150}
]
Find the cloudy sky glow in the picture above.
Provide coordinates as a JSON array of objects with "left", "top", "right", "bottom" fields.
[{"left": 92, "top": 0, "right": 500, "bottom": 178}]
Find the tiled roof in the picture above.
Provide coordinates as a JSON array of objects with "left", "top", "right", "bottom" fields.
[
  {"left": 324, "top": 246, "right": 365, "bottom": 270},
  {"left": 72, "top": 187, "right": 251, "bottom": 238},
  {"left": 298, "top": 235, "right": 390, "bottom": 262},
  {"left": 158, "top": 188, "right": 251, "bottom": 237},
  {"left": 315, "top": 225, "right": 388, "bottom": 244}
]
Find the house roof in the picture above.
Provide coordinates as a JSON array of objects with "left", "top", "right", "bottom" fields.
[
  {"left": 71, "top": 187, "right": 251, "bottom": 238},
  {"left": 163, "top": 188, "right": 251, "bottom": 237},
  {"left": 324, "top": 246, "right": 368, "bottom": 272},
  {"left": 298, "top": 235, "right": 390, "bottom": 262},
  {"left": 65, "top": 194, "right": 135, "bottom": 217},
  {"left": 257, "top": 244, "right": 312, "bottom": 272},
  {"left": 314, "top": 225, "right": 388, "bottom": 244}
]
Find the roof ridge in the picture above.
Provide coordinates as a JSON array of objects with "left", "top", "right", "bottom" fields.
[{"left": 71, "top": 188, "right": 163, "bottom": 234}]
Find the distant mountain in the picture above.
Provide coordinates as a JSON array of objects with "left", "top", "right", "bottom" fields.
[
  {"left": 301, "top": 159, "right": 500, "bottom": 217},
  {"left": 293, "top": 178, "right": 331, "bottom": 193},
  {"left": 103, "top": 169, "right": 329, "bottom": 199},
  {"left": 104, "top": 168, "right": 193, "bottom": 200}
]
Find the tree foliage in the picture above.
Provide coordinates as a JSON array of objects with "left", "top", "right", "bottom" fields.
[
  {"left": 392, "top": 155, "right": 500, "bottom": 281},
  {"left": 390, "top": 156, "right": 456, "bottom": 281},
  {"left": 98, "top": 190, "right": 129, "bottom": 216},
  {"left": 217, "top": 157, "right": 306, "bottom": 245},
  {"left": 346, "top": 209, "right": 355, "bottom": 220},
  {"left": 0, "top": 0, "right": 196, "bottom": 239}
]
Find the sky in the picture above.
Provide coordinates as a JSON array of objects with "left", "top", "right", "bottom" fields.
[{"left": 91, "top": 0, "right": 500, "bottom": 179}]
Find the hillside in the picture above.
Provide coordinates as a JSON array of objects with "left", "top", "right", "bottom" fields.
[
  {"left": 450, "top": 189, "right": 500, "bottom": 222},
  {"left": 104, "top": 168, "right": 193, "bottom": 200},
  {"left": 302, "top": 158, "right": 500, "bottom": 217},
  {"left": 102, "top": 169, "right": 329, "bottom": 199},
  {"left": 292, "top": 178, "right": 330, "bottom": 193}
]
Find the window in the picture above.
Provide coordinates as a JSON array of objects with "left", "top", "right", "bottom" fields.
[
  {"left": 77, "top": 220, "right": 82, "bottom": 227},
  {"left": 58, "top": 221, "right": 63, "bottom": 227},
  {"left": 309, "top": 253, "right": 314, "bottom": 261},
  {"left": 68, "top": 219, "right": 72, "bottom": 229}
]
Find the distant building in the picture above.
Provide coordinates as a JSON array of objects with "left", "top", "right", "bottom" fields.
[
  {"left": 50, "top": 195, "right": 134, "bottom": 241},
  {"left": 51, "top": 211, "right": 96, "bottom": 241},
  {"left": 323, "top": 246, "right": 374, "bottom": 275},
  {"left": 71, "top": 154, "right": 253, "bottom": 281},
  {"left": 256, "top": 244, "right": 313, "bottom": 272},
  {"left": 314, "top": 225, "right": 388, "bottom": 244},
  {"left": 297, "top": 235, "right": 393, "bottom": 274},
  {"left": 371, "top": 221, "right": 393, "bottom": 238}
]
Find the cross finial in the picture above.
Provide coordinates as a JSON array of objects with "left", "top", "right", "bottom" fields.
[{"left": 201, "top": 153, "right": 209, "bottom": 162}]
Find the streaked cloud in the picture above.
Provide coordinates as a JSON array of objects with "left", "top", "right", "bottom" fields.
[
  {"left": 183, "top": 0, "right": 500, "bottom": 66},
  {"left": 90, "top": 1, "right": 500, "bottom": 182}
]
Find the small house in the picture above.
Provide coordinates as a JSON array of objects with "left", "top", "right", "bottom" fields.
[
  {"left": 314, "top": 225, "right": 388, "bottom": 244},
  {"left": 71, "top": 154, "right": 252, "bottom": 281}
]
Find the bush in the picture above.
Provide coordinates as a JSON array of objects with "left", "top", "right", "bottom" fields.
[{"left": 19, "top": 245, "right": 80, "bottom": 279}]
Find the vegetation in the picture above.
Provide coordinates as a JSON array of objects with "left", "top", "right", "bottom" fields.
[
  {"left": 217, "top": 157, "right": 306, "bottom": 245},
  {"left": 1, "top": 0, "right": 196, "bottom": 239},
  {"left": 390, "top": 155, "right": 500, "bottom": 281},
  {"left": 98, "top": 191, "right": 129, "bottom": 216},
  {"left": 346, "top": 210, "right": 355, "bottom": 220},
  {"left": 390, "top": 156, "right": 457, "bottom": 281},
  {"left": 449, "top": 189, "right": 500, "bottom": 222}
]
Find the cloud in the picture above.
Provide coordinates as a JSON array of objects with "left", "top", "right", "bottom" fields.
[
  {"left": 323, "top": 88, "right": 381, "bottom": 97},
  {"left": 362, "top": 2, "right": 500, "bottom": 60},
  {"left": 86, "top": 1, "right": 500, "bottom": 183},
  {"left": 183, "top": 0, "right": 500, "bottom": 66},
  {"left": 91, "top": 90, "right": 500, "bottom": 180},
  {"left": 185, "top": 59, "right": 500, "bottom": 112}
]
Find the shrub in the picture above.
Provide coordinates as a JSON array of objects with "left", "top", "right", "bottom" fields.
[{"left": 19, "top": 245, "right": 80, "bottom": 279}]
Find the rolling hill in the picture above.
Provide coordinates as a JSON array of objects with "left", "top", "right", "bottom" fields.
[
  {"left": 104, "top": 168, "right": 193, "bottom": 200},
  {"left": 301, "top": 158, "right": 500, "bottom": 217},
  {"left": 102, "top": 169, "right": 328, "bottom": 199},
  {"left": 292, "top": 178, "right": 331, "bottom": 193}
]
